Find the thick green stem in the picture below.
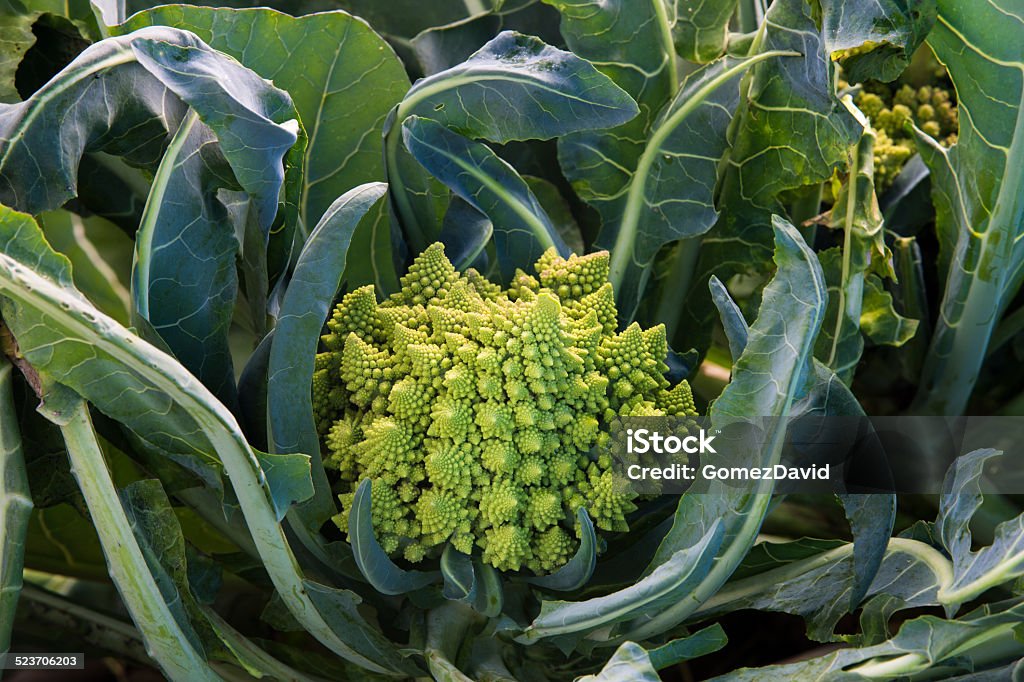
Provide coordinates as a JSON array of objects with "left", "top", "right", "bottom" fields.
[
  {"left": 132, "top": 109, "right": 200, "bottom": 320},
  {"left": 652, "top": 0, "right": 679, "bottom": 92},
  {"left": 911, "top": 43, "right": 1024, "bottom": 416},
  {"left": 57, "top": 400, "right": 218, "bottom": 682},
  {"left": 0, "top": 362, "right": 32, "bottom": 665}
]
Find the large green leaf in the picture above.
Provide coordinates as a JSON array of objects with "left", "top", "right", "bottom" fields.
[
  {"left": 402, "top": 116, "right": 567, "bottom": 281},
  {"left": 602, "top": 52, "right": 793, "bottom": 318},
  {"left": 680, "top": 0, "right": 860, "bottom": 353},
  {"left": 520, "top": 521, "right": 722, "bottom": 644},
  {"left": 713, "top": 271, "right": 896, "bottom": 611},
  {"left": 387, "top": 30, "right": 638, "bottom": 251},
  {"left": 0, "top": 361, "right": 31, "bottom": 657},
  {"left": 935, "top": 448, "right": 1024, "bottom": 606},
  {"left": 0, "top": 26, "right": 300, "bottom": 406},
  {"left": 911, "top": 0, "right": 1024, "bottom": 415},
  {"left": 707, "top": 216, "right": 827, "bottom": 422},
  {"left": 543, "top": 0, "right": 677, "bottom": 303},
  {"left": 267, "top": 182, "right": 387, "bottom": 527},
  {"left": 397, "top": 30, "right": 637, "bottom": 143},
  {"left": 0, "top": 205, "right": 419, "bottom": 677},
  {"left": 625, "top": 216, "right": 827, "bottom": 642},
  {"left": 115, "top": 6, "right": 409, "bottom": 231}
]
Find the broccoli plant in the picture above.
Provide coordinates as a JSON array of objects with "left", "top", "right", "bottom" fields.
[{"left": 2, "top": 0, "right": 1024, "bottom": 680}]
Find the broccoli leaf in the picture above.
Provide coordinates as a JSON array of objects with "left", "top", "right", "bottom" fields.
[
  {"left": 716, "top": 600, "right": 1024, "bottom": 680},
  {"left": 911, "top": 0, "right": 1024, "bottom": 415},
  {"left": 673, "top": 0, "right": 739, "bottom": 63},
  {"left": 349, "top": 479, "right": 440, "bottom": 596},
  {"left": 402, "top": 116, "right": 568, "bottom": 282},
  {"left": 387, "top": 29, "right": 638, "bottom": 252},
  {"left": 115, "top": 6, "right": 409, "bottom": 232},
  {"left": 714, "top": 267, "right": 896, "bottom": 610},
  {"left": 268, "top": 182, "right": 387, "bottom": 527},
  {"left": 0, "top": 26, "right": 300, "bottom": 407},
  {"left": 629, "top": 216, "right": 827, "bottom": 641},
  {"left": 680, "top": 0, "right": 860, "bottom": 354},
  {"left": 603, "top": 52, "right": 794, "bottom": 320},
  {"left": 546, "top": 1, "right": 780, "bottom": 320},
  {"left": 935, "top": 448, "right": 1024, "bottom": 607}
]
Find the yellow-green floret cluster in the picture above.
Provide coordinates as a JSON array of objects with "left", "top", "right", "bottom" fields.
[
  {"left": 312, "top": 244, "right": 697, "bottom": 574},
  {"left": 853, "top": 82, "right": 958, "bottom": 191}
]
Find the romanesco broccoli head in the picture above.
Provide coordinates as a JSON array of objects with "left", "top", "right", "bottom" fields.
[
  {"left": 849, "top": 80, "right": 958, "bottom": 192},
  {"left": 312, "top": 244, "right": 697, "bottom": 574}
]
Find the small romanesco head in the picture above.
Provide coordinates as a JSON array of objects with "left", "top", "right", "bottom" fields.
[
  {"left": 313, "top": 244, "right": 697, "bottom": 574},
  {"left": 849, "top": 80, "right": 958, "bottom": 192}
]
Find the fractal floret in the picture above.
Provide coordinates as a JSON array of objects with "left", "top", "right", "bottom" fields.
[{"left": 312, "top": 244, "right": 697, "bottom": 573}]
